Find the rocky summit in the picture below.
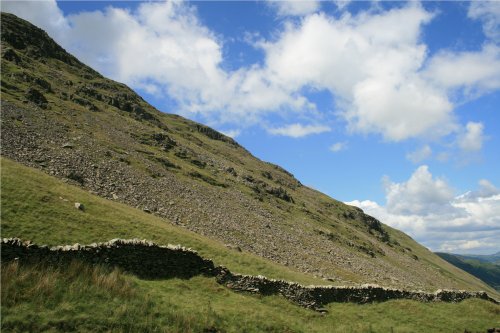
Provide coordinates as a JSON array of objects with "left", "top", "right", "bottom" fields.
[{"left": 0, "top": 12, "right": 497, "bottom": 295}]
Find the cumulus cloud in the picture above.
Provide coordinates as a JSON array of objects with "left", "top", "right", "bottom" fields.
[
  {"left": 458, "top": 122, "right": 484, "bottom": 152},
  {"left": 384, "top": 165, "right": 456, "bottom": 216},
  {"left": 1, "top": 0, "right": 69, "bottom": 41},
  {"left": 424, "top": 44, "right": 500, "bottom": 98},
  {"left": 330, "top": 141, "right": 348, "bottom": 152},
  {"left": 66, "top": 2, "right": 235, "bottom": 116},
  {"left": 406, "top": 145, "right": 432, "bottom": 163},
  {"left": 267, "top": 123, "right": 330, "bottom": 138},
  {"left": 267, "top": 0, "right": 320, "bottom": 16},
  {"left": 468, "top": 1, "right": 500, "bottom": 43},
  {"left": 257, "top": 3, "right": 498, "bottom": 143},
  {"left": 258, "top": 5, "right": 458, "bottom": 141},
  {"left": 2, "top": 0, "right": 499, "bottom": 147},
  {"left": 458, "top": 179, "right": 499, "bottom": 201},
  {"left": 347, "top": 167, "right": 500, "bottom": 254}
]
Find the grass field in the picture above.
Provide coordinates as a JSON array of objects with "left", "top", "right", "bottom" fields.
[
  {"left": 2, "top": 157, "right": 500, "bottom": 332},
  {"left": 0, "top": 157, "right": 325, "bottom": 285},
  {"left": 2, "top": 260, "right": 499, "bottom": 333}
]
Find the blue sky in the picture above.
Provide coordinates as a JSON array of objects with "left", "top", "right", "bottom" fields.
[{"left": 3, "top": 0, "right": 499, "bottom": 254}]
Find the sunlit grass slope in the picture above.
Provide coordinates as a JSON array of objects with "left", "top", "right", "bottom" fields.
[
  {"left": 2, "top": 260, "right": 499, "bottom": 333},
  {"left": 0, "top": 157, "right": 323, "bottom": 285},
  {"left": 2, "top": 158, "right": 500, "bottom": 332}
]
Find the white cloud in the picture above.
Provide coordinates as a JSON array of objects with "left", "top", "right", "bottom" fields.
[
  {"left": 220, "top": 129, "right": 241, "bottom": 138},
  {"left": 258, "top": 3, "right": 498, "bottom": 142},
  {"left": 67, "top": 2, "right": 234, "bottom": 115},
  {"left": 347, "top": 167, "right": 500, "bottom": 254},
  {"left": 3, "top": 0, "right": 499, "bottom": 146},
  {"left": 440, "top": 239, "right": 498, "bottom": 253},
  {"left": 267, "top": 0, "right": 320, "bottom": 16},
  {"left": 258, "top": 5, "right": 459, "bottom": 141},
  {"left": 330, "top": 141, "right": 347, "bottom": 152},
  {"left": 268, "top": 123, "right": 330, "bottom": 138},
  {"left": 458, "top": 179, "right": 499, "bottom": 201},
  {"left": 384, "top": 165, "right": 455, "bottom": 216},
  {"left": 468, "top": 1, "right": 500, "bottom": 43},
  {"left": 2, "top": 0, "right": 300, "bottom": 124},
  {"left": 332, "top": 0, "right": 352, "bottom": 11},
  {"left": 458, "top": 122, "right": 484, "bottom": 152},
  {"left": 1, "top": 0, "right": 69, "bottom": 41},
  {"left": 424, "top": 44, "right": 500, "bottom": 98},
  {"left": 406, "top": 145, "right": 432, "bottom": 163}
]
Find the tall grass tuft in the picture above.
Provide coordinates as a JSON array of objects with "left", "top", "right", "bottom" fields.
[
  {"left": 2, "top": 260, "right": 134, "bottom": 308},
  {"left": 1, "top": 260, "right": 158, "bottom": 332}
]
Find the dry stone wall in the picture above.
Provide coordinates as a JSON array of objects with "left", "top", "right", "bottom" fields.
[
  {"left": 216, "top": 269, "right": 499, "bottom": 310},
  {"left": 2, "top": 238, "right": 498, "bottom": 311},
  {"left": 1, "top": 238, "right": 217, "bottom": 279}
]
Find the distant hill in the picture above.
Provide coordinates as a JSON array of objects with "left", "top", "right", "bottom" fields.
[
  {"left": 435, "top": 252, "right": 500, "bottom": 291},
  {"left": 455, "top": 252, "right": 500, "bottom": 265},
  {"left": 0, "top": 11, "right": 497, "bottom": 296}
]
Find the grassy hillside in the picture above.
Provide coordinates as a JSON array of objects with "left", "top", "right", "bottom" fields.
[
  {"left": 0, "top": 12, "right": 496, "bottom": 293},
  {"left": 2, "top": 158, "right": 499, "bottom": 332},
  {"left": 3, "top": 261, "right": 499, "bottom": 333},
  {"left": 0, "top": 158, "right": 322, "bottom": 285},
  {"left": 436, "top": 252, "right": 500, "bottom": 291}
]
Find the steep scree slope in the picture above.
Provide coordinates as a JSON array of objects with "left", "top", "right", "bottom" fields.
[{"left": 1, "top": 12, "right": 495, "bottom": 293}]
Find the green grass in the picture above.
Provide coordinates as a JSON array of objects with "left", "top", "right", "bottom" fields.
[
  {"left": 2, "top": 157, "right": 500, "bottom": 332},
  {"left": 2, "top": 260, "right": 499, "bottom": 333},
  {"left": 0, "top": 157, "right": 325, "bottom": 286}
]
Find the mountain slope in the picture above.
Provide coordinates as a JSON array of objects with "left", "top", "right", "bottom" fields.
[
  {"left": 0, "top": 157, "right": 322, "bottom": 285},
  {"left": 0, "top": 12, "right": 496, "bottom": 294},
  {"left": 436, "top": 252, "right": 500, "bottom": 291},
  {"left": 2, "top": 158, "right": 499, "bottom": 333}
]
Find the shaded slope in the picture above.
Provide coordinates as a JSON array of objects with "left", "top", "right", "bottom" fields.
[
  {"left": 0, "top": 12, "right": 496, "bottom": 294},
  {"left": 436, "top": 252, "right": 500, "bottom": 291}
]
